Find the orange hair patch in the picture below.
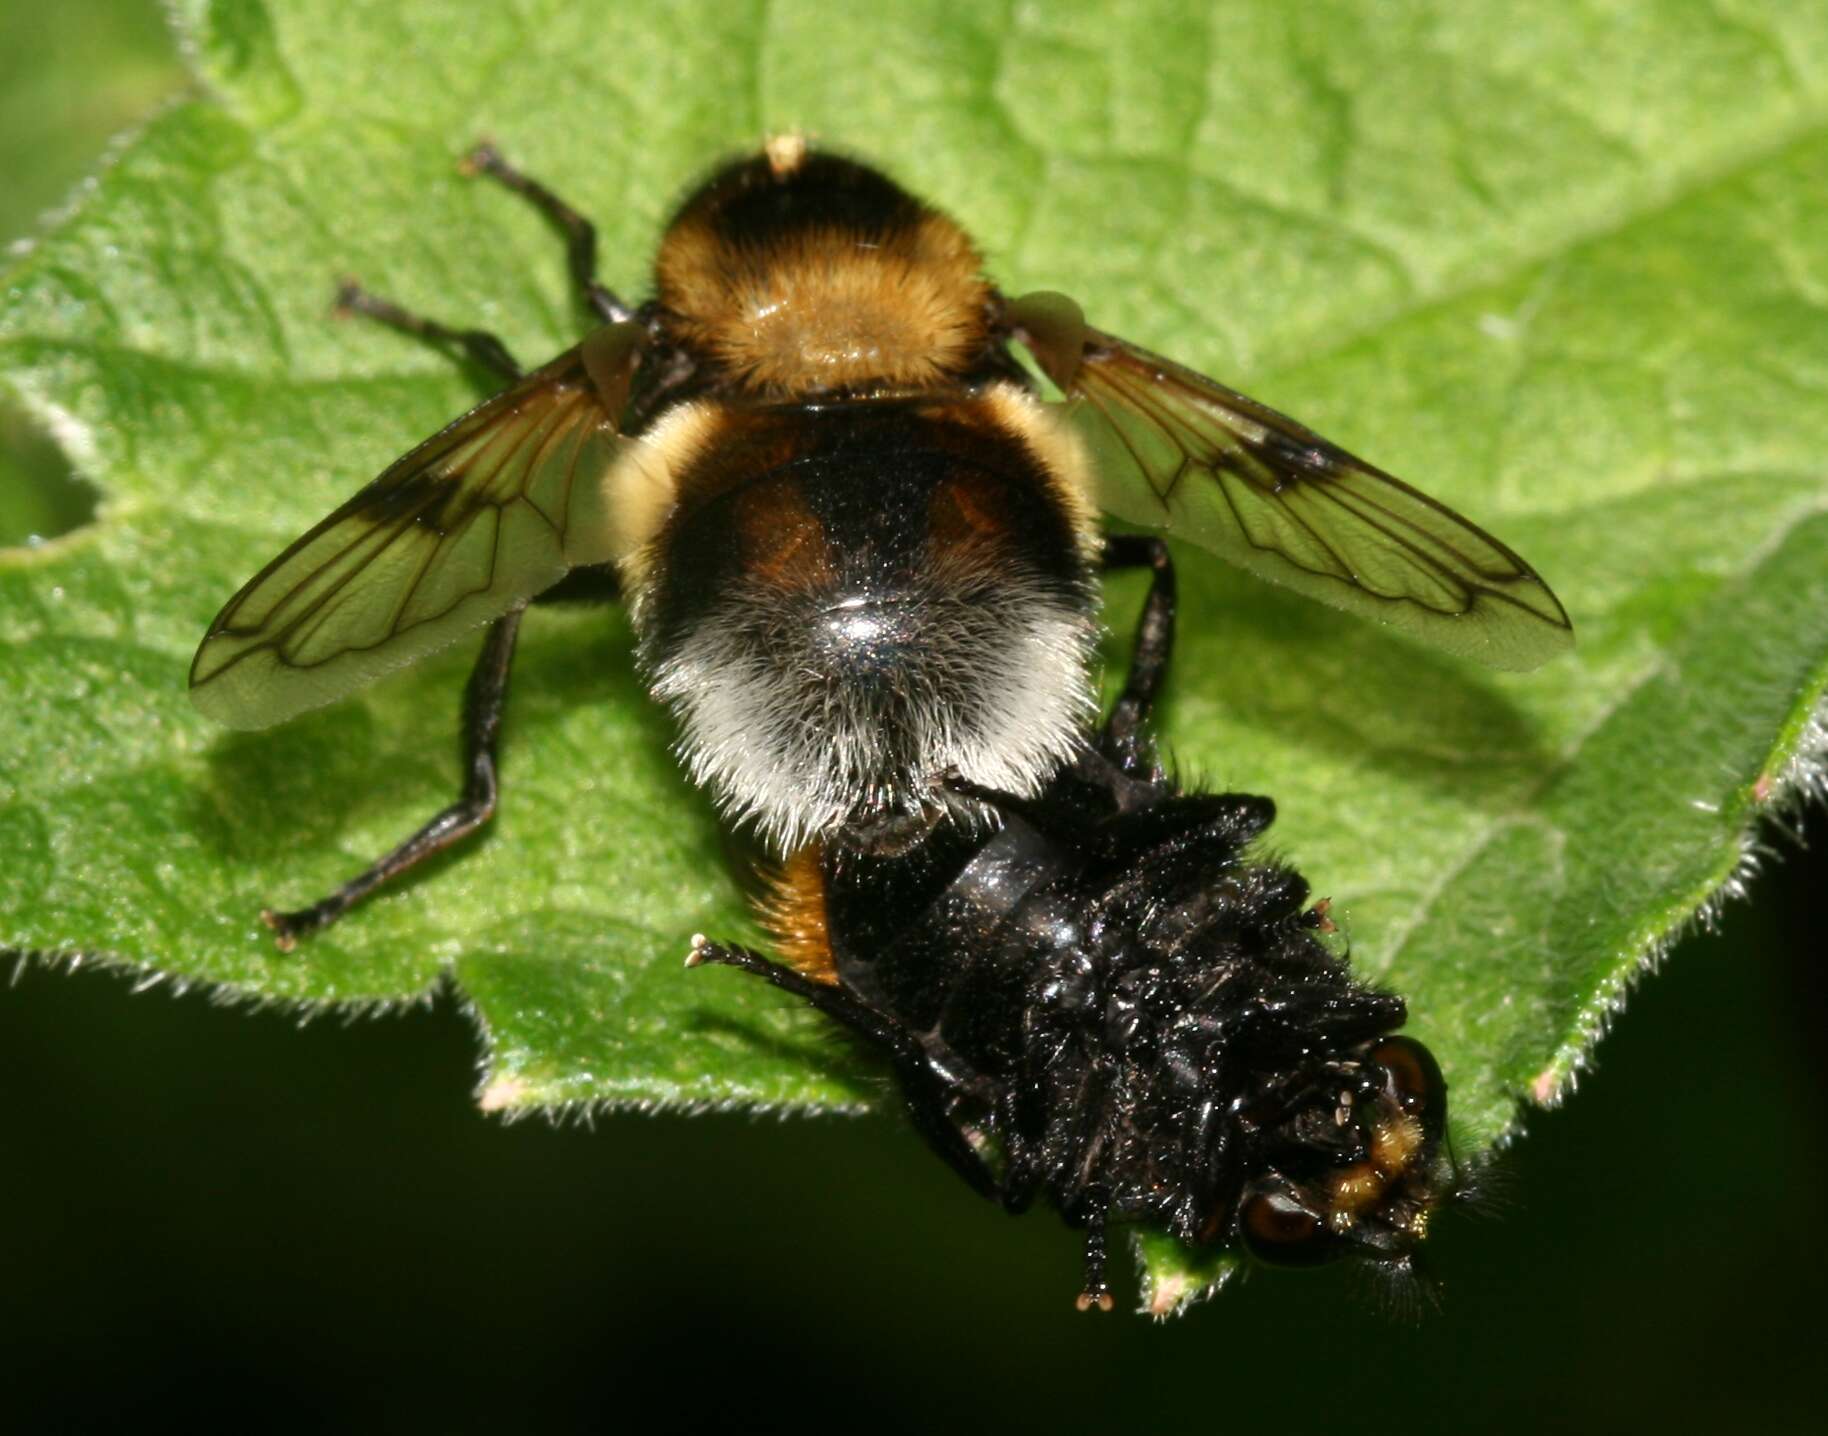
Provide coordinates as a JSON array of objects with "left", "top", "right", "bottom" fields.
[{"left": 756, "top": 845, "right": 837, "bottom": 984}]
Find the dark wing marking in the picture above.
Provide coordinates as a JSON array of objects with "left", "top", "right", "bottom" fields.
[
  {"left": 1006, "top": 291, "right": 1572, "bottom": 671},
  {"left": 190, "top": 325, "right": 643, "bottom": 729}
]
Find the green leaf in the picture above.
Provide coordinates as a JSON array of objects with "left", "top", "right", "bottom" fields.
[{"left": 4, "top": 0, "right": 1827, "bottom": 1314}]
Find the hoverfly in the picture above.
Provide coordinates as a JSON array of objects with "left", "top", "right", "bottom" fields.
[{"left": 191, "top": 138, "right": 1570, "bottom": 944}]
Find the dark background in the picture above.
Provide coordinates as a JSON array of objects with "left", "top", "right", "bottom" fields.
[{"left": 3, "top": 6, "right": 1824, "bottom": 1431}]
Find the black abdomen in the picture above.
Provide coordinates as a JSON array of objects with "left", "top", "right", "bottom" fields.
[{"left": 635, "top": 398, "right": 1099, "bottom": 849}]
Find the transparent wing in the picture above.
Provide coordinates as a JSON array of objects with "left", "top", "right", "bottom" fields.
[
  {"left": 191, "top": 326, "right": 641, "bottom": 729},
  {"left": 1007, "top": 292, "right": 1572, "bottom": 671}
]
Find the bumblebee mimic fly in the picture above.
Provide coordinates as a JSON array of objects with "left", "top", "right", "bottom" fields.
[
  {"left": 689, "top": 540, "right": 1456, "bottom": 1311},
  {"left": 191, "top": 137, "right": 1571, "bottom": 944}
]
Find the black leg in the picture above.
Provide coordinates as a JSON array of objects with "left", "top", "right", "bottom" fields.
[
  {"left": 1075, "top": 1196, "right": 1116, "bottom": 1312},
  {"left": 262, "top": 608, "right": 525, "bottom": 950},
  {"left": 890, "top": 1064, "right": 1002, "bottom": 1207},
  {"left": 1101, "top": 534, "right": 1176, "bottom": 770},
  {"left": 276, "top": 280, "right": 531, "bottom": 948},
  {"left": 685, "top": 938, "right": 910, "bottom": 1049},
  {"left": 334, "top": 279, "right": 523, "bottom": 381},
  {"left": 939, "top": 768, "right": 1058, "bottom": 832},
  {"left": 463, "top": 141, "right": 633, "bottom": 326},
  {"left": 530, "top": 563, "right": 621, "bottom": 607},
  {"left": 992, "top": 1083, "right": 1041, "bottom": 1216},
  {"left": 687, "top": 938, "right": 1003, "bottom": 1203}
]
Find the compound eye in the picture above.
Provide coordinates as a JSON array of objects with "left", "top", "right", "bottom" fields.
[
  {"left": 1369, "top": 1037, "right": 1447, "bottom": 1137},
  {"left": 1239, "top": 1188, "right": 1339, "bottom": 1267}
]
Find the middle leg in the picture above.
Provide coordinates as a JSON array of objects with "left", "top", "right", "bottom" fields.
[
  {"left": 1100, "top": 534, "right": 1177, "bottom": 771},
  {"left": 334, "top": 280, "right": 523, "bottom": 380}
]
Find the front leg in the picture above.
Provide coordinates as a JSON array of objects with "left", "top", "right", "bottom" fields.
[{"left": 463, "top": 142, "right": 634, "bottom": 326}]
